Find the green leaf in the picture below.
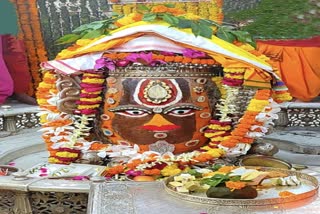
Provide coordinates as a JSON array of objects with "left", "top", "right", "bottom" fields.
[
  {"left": 143, "top": 13, "right": 157, "bottom": 22},
  {"left": 107, "top": 23, "right": 118, "bottom": 30},
  {"left": 55, "top": 34, "right": 81, "bottom": 45},
  {"left": 199, "top": 23, "right": 213, "bottom": 39},
  {"left": 230, "top": 30, "right": 256, "bottom": 48},
  {"left": 72, "top": 20, "right": 106, "bottom": 33},
  {"left": 201, "top": 174, "right": 229, "bottom": 187},
  {"left": 162, "top": 13, "right": 179, "bottom": 26},
  {"left": 72, "top": 23, "right": 93, "bottom": 33},
  {"left": 201, "top": 19, "right": 220, "bottom": 27},
  {"left": 216, "top": 27, "right": 236, "bottom": 43},
  {"left": 191, "top": 21, "right": 200, "bottom": 37},
  {"left": 177, "top": 18, "right": 192, "bottom": 28},
  {"left": 112, "top": 11, "right": 121, "bottom": 16},
  {"left": 81, "top": 29, "right": 104, "bottom": 39},
  {"left": 211, "top": 164, "right": 222, "bottom": 171},
  {"left": 229, "top": 176, "right": 241, "bottom": 182},
  {"left": 164, "top": 3, "right": 175, "bottom": 8},
  {"left": 137, "top": 4, "right": 150, "bottom": 12},
  {"left": 187, "top": 169, "right": 203, "bottom": 178}
]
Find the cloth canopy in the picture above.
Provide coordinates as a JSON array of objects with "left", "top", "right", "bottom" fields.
[
  {"left": 42, "top": 21, "right": 274, "bottom": 76},
  {"left": 257, "top": 36, "right": 320, "bottom": 101}
]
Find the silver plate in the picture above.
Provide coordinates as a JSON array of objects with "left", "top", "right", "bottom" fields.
[{"left": 164, "top": 167, "right": 319, "bottom": 208}]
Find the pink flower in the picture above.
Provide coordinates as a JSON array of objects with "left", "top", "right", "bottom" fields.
[
  {"left": 182, "top": 48, "right": 206, "bottom": 58},
  {"left": 74, "top": 109, "right": 98, "bottom": 115},
  {"left": 72, "top": 176, "right": 89, "bottom": 181},
  {"left": 125, "top": 170, "right": 142, "bottom": 177},
  {"left": 39, "top": 173, "right": 48, "bottom": 177},
  {"left": 94, "top": 58, "right": 115, "bottom": 71},
  {"left": 152, "top": 162, "right": 167, "bottom": 170},
  {"left": 126, "top": 52, "right": 165, "bottom": 66},
  {"left": 40, "top": 167, "right": 48, "bottom": 173},
  {"left": 116, "top": 59, "right": 130, "bottom": 67},
  {"left": 222, "top": 78, "right": 243, "bottom": 86},
  {"left": 160, "top": 51, "right": 175, "bottom": 56}
]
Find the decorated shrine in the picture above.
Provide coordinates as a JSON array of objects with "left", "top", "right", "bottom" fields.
[
  {"left": 1, "top": 1, "right": 320, "bottom": 213},
  {"left": 37, "top": 2, "right": 291, "bottom": 170}
]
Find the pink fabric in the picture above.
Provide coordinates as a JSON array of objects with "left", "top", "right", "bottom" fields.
[
  {"left": 0, "top": 35, "right": 14, "bottom": 104},
  {"left": 2, "top": 35, "right": 30, "bottom": 93}
]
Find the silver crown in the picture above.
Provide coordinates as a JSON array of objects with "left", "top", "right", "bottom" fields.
[{"left": 108, "top": 63, "right": 223, "bottom": 78}]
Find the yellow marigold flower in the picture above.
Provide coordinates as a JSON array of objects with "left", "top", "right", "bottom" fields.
[
  {"left": 161, "top": 164, "right": 182, "bottom": 177},
  {"left": 56, "top": 152, "right": 78, "bottom": 158},
  {"left": 40, "top": 114, "right": 48, "bottom": 124},
  {"left": 37, "top": 99, "right": 48, "bottom": 105},
  {"left": 82, "top": 78, "right": 105, "bottom": 84},
  {"left": 38, "top": 82, "right": 54, "bottom": 89},
  {"left": 204, "top": 131, "right": 225, "bottom": 138},
  {"left": 48, "top": 157, "right": 60, "bottom": 164},
  {"left": 206, "top": 149, "right": 225, "bottom": 158},
  {"left": 77, "top": 104, "right": 101, "bottom": 109},
  {"left": 80, "top": 97, "right": 102, "bottom": 102},
  {"left": 181, "top": 13, "right": 200, "bottom": 20},
  {"left": 208, "top": 124, "right": 231, "bottom": 130}
]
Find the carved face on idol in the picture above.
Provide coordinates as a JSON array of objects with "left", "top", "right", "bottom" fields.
[{"left": 102, "top": 77, "right": 219, "bottom": 154}]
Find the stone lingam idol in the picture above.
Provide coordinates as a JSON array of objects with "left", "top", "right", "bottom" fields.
[{"left": 98, "top": 64, "right": 221, "bottom": 154}]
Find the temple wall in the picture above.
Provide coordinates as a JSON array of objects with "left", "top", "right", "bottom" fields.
[
  {"left": 35, "top": 0, "right": 262, "bottom": 60},
  {"left": 223, "top": 0, "right": 262, "bottom": 12},
  {"left": 36, "top": 0, "right": 110, "bottom": 59}
]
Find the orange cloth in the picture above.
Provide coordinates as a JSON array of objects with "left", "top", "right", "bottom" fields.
[{"left": 257, "top": 37, "right": 320, "bottom": 101}]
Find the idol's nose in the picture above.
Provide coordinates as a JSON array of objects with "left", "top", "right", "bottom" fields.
[{"left": 141, "top": 114, "right": 181, "bottom": 131}]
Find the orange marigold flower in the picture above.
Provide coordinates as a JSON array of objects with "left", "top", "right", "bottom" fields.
[
  {"left": 151, "top": 5, "right": 168, "bottom": 13},
  {"left": 117, "top": 52, "right": 129, "bottom": 59},
  {"left": 279, "top": 191, "right": 296, "bottom": 198},
  {"left": 191, "top": 58, "right": 201, "bottom": 64},
  {"left": 193, "top": 153, "right": 214, "bottom": 162},
  {"left": 90, "top": 143, "right": 108, "bottom": 151},
  {"left": 127, "top": 159, "right": 142, "bottom": 169},
  {"left": 167, "top": 8, "right": 185, "bottom": 15},
  {"left": 174, "top": 56, "right": 183, "bottom": 62},
  {"left": 164, "top": 56, "right": 175, "bottom": 62},
  {"left": 220, "top": 142, "right": 238, "bottom": 148},
  {"left": 217, "top": 166, "right": 236, "bottom": 173},
  {"left": 132, "top": 13, "right": 143, "bottom": 21},
  {"left": 105, "top": 165, "right": 125, "bottom": 176},
  {"left": 207, "top": 59, "right": 216, "bottom": 65},
  {"left": 182, "top": 57, "right": 192, "bottom": 63},
  {"left": 225, "top": 181, "right": 246, "bottom": 190},
  {"left": 67, "top": 44, "right": 81, "bottom": 51},
  {"left": 143, "top": 169, "right": 161, "bottom": 176}
]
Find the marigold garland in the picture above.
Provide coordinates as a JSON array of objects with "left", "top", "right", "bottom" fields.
[
  {"left": 219, "top": 89, "right": 272, "bottom": 148},
  {"left": 102, "top": 52, "right": 217, "bottom": 65},
  {"left": 112, "top": 0, "right": 223, "bottom": 23},
  {"left": 14, "top": 0, "right": 48, "bottom": 96}
]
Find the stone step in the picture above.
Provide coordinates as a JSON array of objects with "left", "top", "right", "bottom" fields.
[
  {"left": 0, "top": 99, "right": 40, "bottom": 135},
  {"left": 275, "top": 150, "right": 320, "bottom": 166},
  {"left": 0, "top": 128, "right": 45, "bottom": 165},
  {"left": 9, "top": 151, "right": 48, "bottom": 170},
  {"left": 262, "top": 130, "right": 320, "bottom": 155}
]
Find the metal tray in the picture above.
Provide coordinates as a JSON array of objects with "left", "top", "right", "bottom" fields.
[{"left": 164, "top": 167, "right": 319, "bottom": 208}]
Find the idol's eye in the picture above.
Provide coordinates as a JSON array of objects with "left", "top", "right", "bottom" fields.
[
  {"left": 167, "top": 108, "right": 196, "bottom": 117},
  {"left": 116, "top": 109, "right": 149, "bottom": 118}
]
